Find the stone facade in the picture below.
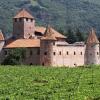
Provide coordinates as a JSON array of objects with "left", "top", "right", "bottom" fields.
[{"left": 0, "top": 9, "right": 100, "bottom": 67}]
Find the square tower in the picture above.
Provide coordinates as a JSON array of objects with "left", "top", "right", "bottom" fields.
[{"left": 13, "top": 9, "right": 35, "bottom": 39}]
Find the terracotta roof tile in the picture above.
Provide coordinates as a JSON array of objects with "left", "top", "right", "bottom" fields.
[
  {"left": 41, "top": 26, "right": 57, "bottom": 40},
  {"left": 0, "top": 31, "right": 4, "bottom": 40},
  {"left": 4, "top": 39, "right": 40, "bottom": 48},
  {"left": 86, "top": 28, "right": 99, "bottom": 44},
  {"left": 14, "top": 9, "right": 34, "bottom": 19},
  {"left": 35, "top": 26, "right": 66, "bottom": 39}
]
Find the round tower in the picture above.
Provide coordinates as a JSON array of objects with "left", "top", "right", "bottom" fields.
[
  {"left": 40, "top": 26, "right": 56, "bottom": 66},
  {"left": 85, "top": 28, "right": 100, "bottom": 65}
]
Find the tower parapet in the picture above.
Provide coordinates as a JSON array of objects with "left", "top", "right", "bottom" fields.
[{"left": 85, "top": 28, "right": 100, "bottom": 65}]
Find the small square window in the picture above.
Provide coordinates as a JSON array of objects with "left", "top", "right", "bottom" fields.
[
  {"left": 53, "top": 52, "right": 56, "bottom": 55},
  {"left": 67, "top": 51, "right": 69, "bottom": 55},
  {"left": 44, "top": 52, "right": 47, "bottom": 55},
  {"left": 59, "top": 51, "right": 61, "bottom": 55},
  {"left": 74, "top": 51, "right": 76, "bottom": 55},
  {"left": 26, "top": 18, "right": 28, "bottom": 21}
]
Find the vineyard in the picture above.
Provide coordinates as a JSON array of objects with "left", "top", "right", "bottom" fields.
[{"left": 0, "top": 65, "right": 100, "bottom": 100}]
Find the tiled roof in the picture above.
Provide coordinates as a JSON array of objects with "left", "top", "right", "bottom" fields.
[
  {"left": 41, "top": 26, "right": 57, "bottom": 40},
  {"left": 14, "top": 9, "right": 34, "bottom": 19},
  {"left": 0, "top": 31, "right": 4, "bottom": 40},
  {"left": 86, "top": 28, "right": 99, "bottom": 44},
  {"left": 4, "top": 39, "right": 40, "bottom": 48},
  {"left": 35, "top": 26, "right": 66, "bottom": 39}
]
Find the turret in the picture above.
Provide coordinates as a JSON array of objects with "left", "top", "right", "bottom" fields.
[
  {"left": 40, "top": 26, "right": 56, "bottom": 66},
  {"left": 85, "top": 28, "right": 100, "bottom": 65},
  {"left": 13, "top": 9, "right": 35, "bottom": 39}
]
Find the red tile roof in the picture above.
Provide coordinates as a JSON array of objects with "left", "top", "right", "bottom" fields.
[
  {"left": 4, "top": 39, "right": 40, "bottom": 48},
  {"left": 86, "top": 28, "right": 99, "bottom": 44},
  {"left": 35, "top": 26, "right": 66, "bottom": 39},
  {"left": 0, "top": 31, "right": 4, "bottom": 40},
  {"left": 41, "top": 26, "right": 57, "bottom": 40},
  {"left": 14, "top": 9, "right": 34, "bottom": 19}
]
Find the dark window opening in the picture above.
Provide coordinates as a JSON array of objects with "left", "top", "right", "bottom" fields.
[
  {"left": 44, "top": 52, "right": 47, "bottom": 55},
  {"left": 53, "top": 42, "right": 55, "bottom": 45},
  {"left": 59, "top": 51, "right": 61, "bottom": 55},
  {"left": 26, "top": 18, "right": 28, "bottom": 21},
  {"left": 97, "top": 52, "right": 99, "bottom": 55},
  {"left": 53, "top": 52, "right": 56, "bottom": 55},
  {"left": 31, "top": 19, "right": 33, "bottom": 22},
  {"left": 42, "top": 63, "right": 44, "bottom": 66},
  {"left": 67, "top": 51, "right": 69, "bottom": 55},
  {"left": 74, "top": 51, "right": 76, "bottom": 55},
  {"left": 80, "top": 52, "right": 82, "bottom": 55},
  {"left": 15, "top": 18, "right": 17, "bottom": 22},
  {"left": 30, "top": 63, "right": 33, "bottom": 65}
]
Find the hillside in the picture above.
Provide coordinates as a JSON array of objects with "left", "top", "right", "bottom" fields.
[
  {"left": 0, "top": 65, "right": 99, "bottom": 100},
  {"left": 1, "top": 0, "right": 100, "bottom": 36}
]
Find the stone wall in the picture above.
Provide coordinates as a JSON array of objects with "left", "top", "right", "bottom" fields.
[{"left": 52, "top": 43, "right": 85, "bottom": 67}]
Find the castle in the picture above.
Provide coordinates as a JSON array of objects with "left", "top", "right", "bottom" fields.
[{"left": 0, "top": 9, "right": 100, "bottom": 67}]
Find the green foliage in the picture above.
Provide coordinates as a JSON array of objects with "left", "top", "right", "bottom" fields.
[
  {"left": 1, "top": 0, "right": 100, "bottom": 36},
  {"left": 0, "top": 65, "right": 99, "bottom": 99},
  {"left": 2, "top": 48, "right": 26, "bottom": 65}
]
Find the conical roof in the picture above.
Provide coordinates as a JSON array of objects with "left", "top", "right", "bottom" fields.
[
  {"left": 0, "top": 31, "right": 4, "bottom": 41},
  {"left": 14, "top": 9, "right": 34, "bottom": 19},
  {"left": 86, "top": 28, "right": 99, "bottom": 44},
  {"left": 41, "top": 25, "right": 57, "bottom": 40}
]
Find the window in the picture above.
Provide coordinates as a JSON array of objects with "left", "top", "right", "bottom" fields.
[
  {"left": 53, "top": 42, "right": 55, "bottom": 45},
  {"left": 74, "top": 51, "right": 76, "bottom": 55},
  {"left": 80, "top": 52, "right": 82, "bottom": 55},
  {"left": 15, "top": 18, "right": 17, "bottom": 22},
  {"left": 67, "top": 51, "right": 69, "bottom": 55},
  {"left": 26, "top": 18, "right": 28, "bottom": 21},
  {"left": 53, "top": 52, "right": 56, "bottom": 55},
  {"left": 31, "top": 19, "right": 33, "bottom": 22},
  {"left": 97, "top": 52, "right": 99, "bottom": 55},
  {"left": 59, "top": 51, "right": 61, "bottom": 55},
  {"left": 44, "top": 52, "right": 47, "bottom": 55}
]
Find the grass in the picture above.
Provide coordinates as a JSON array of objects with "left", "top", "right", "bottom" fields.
[{"left": 0, "top": 65, "right": 99, "bottom": 100}]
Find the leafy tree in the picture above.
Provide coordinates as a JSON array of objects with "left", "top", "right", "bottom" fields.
[
  {"left": 2, "top": 48, "right": 26, "bottom": 65},
  {"left": 75, "top": 29, "right": 85, "bottom": 42},
  {"left": 66, "top": 29, "right": 78, "bottom": 44}
]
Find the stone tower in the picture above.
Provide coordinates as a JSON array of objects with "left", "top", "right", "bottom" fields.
[
  {"left": 40, "top": 26, "right": 56, "bottom": 66},
  {"left": 13, "top": 9, "right": 35, "bottom": 39},
  {"left": 85, "top": 28, "right": 100, "bottom": 65}
]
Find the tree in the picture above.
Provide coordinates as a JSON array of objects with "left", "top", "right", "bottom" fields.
[
  {"left": 75, "top": 29, "right": 85, "bottom": 42},
  {"left": 2, "top": 48, "right": 26, "bottom": 65},
  {"left": 67, "top": 29, "right": 78, "bottom": 44}
]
